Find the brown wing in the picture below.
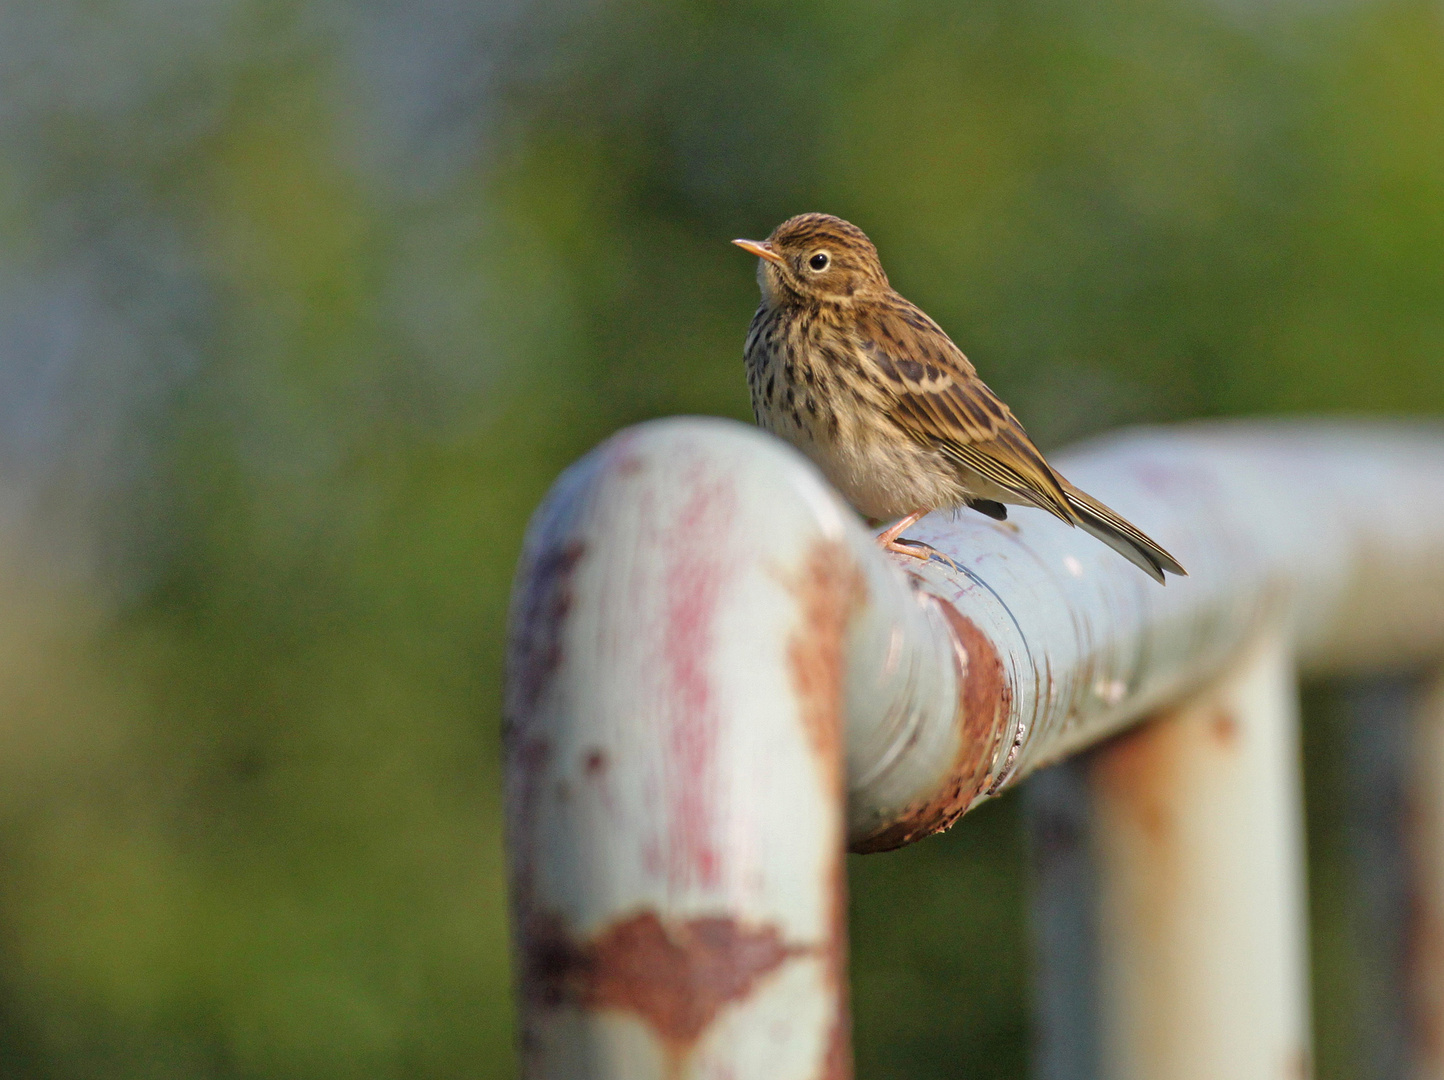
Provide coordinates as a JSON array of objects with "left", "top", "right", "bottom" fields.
[{"left": 855, "top": 299, "right": 1078, "bottom": 523}]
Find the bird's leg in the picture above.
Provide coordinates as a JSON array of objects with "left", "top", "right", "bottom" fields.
[
  {"left": 874, "top": 510, "right": 957, "bottom": 569},
  {"left": 875, "top": 510, "right": 927, "bottom": 553}
]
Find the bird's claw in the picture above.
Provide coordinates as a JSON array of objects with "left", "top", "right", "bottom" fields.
[{"left": 880, "top": 536, "right": 959, "bottom": 571}]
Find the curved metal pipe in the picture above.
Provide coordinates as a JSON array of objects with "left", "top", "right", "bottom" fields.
[
  {"left": 503, "top": 416, "right": 1444, "bottom": 1077},
  {"left": 852, "top": 420, "right": 1444, "bottom": 848}
]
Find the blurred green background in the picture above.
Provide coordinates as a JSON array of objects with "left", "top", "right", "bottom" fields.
[{"left": 0, "top": 0, "right": 1440, "bottom": 1076}]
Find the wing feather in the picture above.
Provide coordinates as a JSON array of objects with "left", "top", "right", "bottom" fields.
[{"left": 857, "top": 302, "right": 1076, "bottom": 522}]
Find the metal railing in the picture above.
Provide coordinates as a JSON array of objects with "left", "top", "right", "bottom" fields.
[{"left": 503, "top": 416, "right": 1444, "bottom": 1079}]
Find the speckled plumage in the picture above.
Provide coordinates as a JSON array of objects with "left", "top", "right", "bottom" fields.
[{"left": 734, "top": 213, "right": 1185, "bottom": 582}]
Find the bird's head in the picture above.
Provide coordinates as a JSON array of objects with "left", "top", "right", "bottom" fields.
[{"left": 733, "top": 213, "right": 889, "bottom": 305}]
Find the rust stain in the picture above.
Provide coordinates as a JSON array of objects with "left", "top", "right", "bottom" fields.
[
  {"left": 1284, "top": 1046, "right": 1312, "bottom": 1079},
  {"left": 603, "top": 425, "right": 647, "bottom": 476},
  {"left": 584, "top": 748, "right": 608, "bottom": 777},
  {"left": 504, "top": 736, "right": 552, "bottom": 898},
  {"left": 849, "top": 598, "right": 1013, "bottom": 853},
  {"left": 782, "top": 538, "right": 859, "bottom": 1079},
  {"left": 1088, "top": 702, "right": 1203, "bottom": 1003},
  {"left": 785, "top": 540, "right": 867, "bottom": 774},
  {"left": 505, "top": 737, "right": 554, "bottom": 961},
  {"left": 1408, "top": 803, "right": 1444, "bottom": 1071},
  {"left": 1210, "top": 710, "right": 1239, "bottom": 748},
  {"left": 505, "top": 538, "right": 587, "bottom": 731},
  {"left": 523, "top": 910, "right": 806, "bottom": 1051},
  {"left": 819, "top": 1026, "right": 853, "bottom": 1080},
  {"left": 503, "top": 734, "right": 553, "bottom": 1076},
  {"left": 1412, "top": 907, "right": 1444, "bottom": 1068},
  {"left": 658, "top": 472, "right": 739, "bottom": 891},
  {"left": 818, "top": 844, "right": 854, "bottom": 1080},
  {"left": 1092, "top": 715, "right": 1179, "bottom": 850}
]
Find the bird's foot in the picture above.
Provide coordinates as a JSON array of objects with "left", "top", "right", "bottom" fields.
[
  {"left": 874, "top": 510, "right": 959, "bottom": 570},
  {"left": 883, "top": 537, "right": 958, "bottom": 570}
]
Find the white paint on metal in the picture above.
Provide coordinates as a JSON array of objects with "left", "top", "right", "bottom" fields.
[
  {"left": 870, "top": 421, "right": 1444, "bottom": 826},
  {"left": 507, "top": 418, "right": 954, "bottom": 1078},
  {"left": 1089, "top": 632, "right": 1312, "bottom": 1080},
  {"left": 507, "top": 415, "right": 1444, "bottom": 1078}
]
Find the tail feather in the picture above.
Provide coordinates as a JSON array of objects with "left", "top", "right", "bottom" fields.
[{"left": 1059, "top": 483, "right": 1187, "bottom": 584}]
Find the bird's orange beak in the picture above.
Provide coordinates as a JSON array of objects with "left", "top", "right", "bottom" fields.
[{"left": 732, "top": 238, "right": 786, "bottom": 266}]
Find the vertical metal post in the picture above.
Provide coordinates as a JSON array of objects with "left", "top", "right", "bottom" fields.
[
  {"left": 1342, "top": 677, "right": 1414, "bottom": 1080},
  {"left": 1408, "top": 669, "right": 1444, "bottom": 1080},
  {"left": 1090, "top": 633, "right": 1313, "bottom": 1080},
  {"left": 505, "top": 420, "right": 860, "bottom": 1079},
  {"left": 1026, "top": 758, "right": 1101, "bottom": 1080}
]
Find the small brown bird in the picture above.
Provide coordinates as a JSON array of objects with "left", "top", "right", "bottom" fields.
[{"left": 733, "top": 213, "right": 1185, "bottom": 583}]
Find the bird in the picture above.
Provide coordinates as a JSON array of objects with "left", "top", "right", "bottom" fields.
[{"left": 732, "top": 213, "right": 1186, "bottom": 583}]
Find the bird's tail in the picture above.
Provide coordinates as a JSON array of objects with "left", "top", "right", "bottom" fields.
[{"left": 1060, "top": 481, "right": 1187, "bottom": 584}]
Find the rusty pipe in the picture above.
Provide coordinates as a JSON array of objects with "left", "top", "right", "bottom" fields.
[
  {"left": 849, "top": 419, "right": 1444, "bottom": 849},
  {"left": 504, "top": 416, "right": 1444, "bottom": 1076},
  {"left": 503, "top": 418, "right": 932, "bottom": 1078}
]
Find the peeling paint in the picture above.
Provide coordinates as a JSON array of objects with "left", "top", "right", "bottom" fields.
[
  {"left": 1094, "top": 718, "right": 1180, "bottom": 867},
  {"left": 507, "top": 421, "right": 855, "bottom": 1078},
  {"left": 1210, "top": 710, "right": 1239, "bottom": 748},
  {"left": 1411, "top": 867, "right": 1444, "bottom": 1069},
  {"left": 1284, "top": 1047, "right": 1311, "bottom": 1080},
  {"left": 784, "top": 539, "right": 859, "bottom": 1080},
  {"left": 848, "top": 600, "right": 1013, "bottom": 853},
  {"left": 522, "top": 910, "right": 806, "bottom": 1053},
  {"left": 502, "top": 417, "right": 1444, "bottom": 1076},
  {"left": 1089, "top": 638, "right": 1311, "bottom": 1080},
  {"left": 817, "top": 847, "right": 855, "bottom": 1080},
  {"left": 506, "top": 539, "right": 587, "bottom": 730},
  {"left": 504, "top": 734, "right": 554, "bottom": 1077},
  {"left": 786, "top": 541, "right": 867, "bottom": 773},
  {"left": 659, "top": 472, "right": 739, "bottom": 891}
]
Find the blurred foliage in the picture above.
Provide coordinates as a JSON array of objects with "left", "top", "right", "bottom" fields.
[{"left": 0, "top": 0, "right": 1439, "bottom": 1076}]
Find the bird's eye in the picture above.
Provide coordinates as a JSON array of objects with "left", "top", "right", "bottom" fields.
[{"left": 808, "top": 252, "right": 830, "bottom": 271}]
